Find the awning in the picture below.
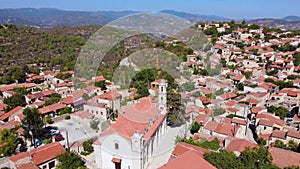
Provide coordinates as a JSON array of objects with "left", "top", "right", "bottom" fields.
[{"left": 112, "top": 157, "right": 122, "bottom": 163}]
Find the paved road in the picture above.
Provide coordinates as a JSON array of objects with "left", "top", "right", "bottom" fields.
[
  {"left": 52, "top": 119, "right": 100, "bottom": 146},
  {"left": 146, "top": 125, "right": 186, "bottom": 169}
]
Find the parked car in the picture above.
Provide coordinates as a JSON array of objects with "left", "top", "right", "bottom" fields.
[
  {"left": 55, "top": 134, "right": 64, "bottom": 141},
  {"left": 50, "top": 129, "right": 60, "bottom": 136}
]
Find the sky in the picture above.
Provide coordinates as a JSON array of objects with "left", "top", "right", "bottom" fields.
[{"left": 0, "top": 0, "right": 299, "bottom": 19}]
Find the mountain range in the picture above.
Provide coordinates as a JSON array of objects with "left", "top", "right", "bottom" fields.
[{"left": 1, "top": 8, "right": 300, "bottom": 29}]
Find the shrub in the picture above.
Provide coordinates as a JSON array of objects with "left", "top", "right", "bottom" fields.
[{"left": 65, "top": 115, "right": 71, "bottom": 120}]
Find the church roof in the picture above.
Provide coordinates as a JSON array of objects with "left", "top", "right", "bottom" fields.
[{"left": 100, "top": 96, "right": 165, "bottom": 143}]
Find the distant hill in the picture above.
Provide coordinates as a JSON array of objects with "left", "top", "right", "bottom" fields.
[
  {"left": 282, "top": 15, "right": 300, "bottom": 21},
  {"left": 0, "top": 8, "right": 300, "bottom": 30},
  {"left": 248, "top": 18, "right": 300, "bottom": 30},
  {"left": 159, "top": 10, "right": 230, "bottom": 22},
  {"left": 0, "top": 8, "right": 230, "bottom": 27}
]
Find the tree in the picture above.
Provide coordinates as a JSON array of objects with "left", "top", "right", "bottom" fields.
[
  {"left": 239, "top": 147, "right": 276, "bottom": 169},
  {"left": 44, "top": 93, "right": 61, "bottom": 106},
  {"left": 3, "top": 88, "right": 27, "bottom": 112},
  {"left": 267, "top": 106, "right": 288, "bottom": 120},
  {"left": 212, "top": 107, "right": 224, "bottom": 116},
  {"left": 256, "top": 138, "right": 267, "bottom": 146},
  {"left": 56, "top": 151, "right": 87, "bottom": 169},
  {"left": 82, "top": 138, "right": 96, "bottom": 155},
  {"left": 287, "top": 140, "right": 299, "bottom": 152},
  {"left": 273, "top": 139, "right": 285, "bottom": 149},
  {"left": 58, "top": 107, "right": 72, "bottom": 116},
  {"left": 204, "top": 150, "right": 245, "bottom": 169},
  {"left": 21, "top": 107, "right": 44, "bottom": 143},
  {"left": 90, "top": 120, "right": 99, "bottom": 130},
  {"left": 190, "top": 122, "right": 200, "bottom": 134},
  {"left": 244, "top": 72, "right": 253, "bottom": 79},
  {"left": 94, "top": 81, "right": 107, "bottom": 91},
  {"left": 0, "top": 129, "right": 20, "bottom": 156},
  {"left": 181, "top": 82, "right": 195, "bottom": 92},
  {"left": 237, "top": 83, "right": 244, "bottom": 91}
]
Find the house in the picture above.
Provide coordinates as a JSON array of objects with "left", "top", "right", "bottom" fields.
[
  {"left": 97, "top": 90, "right": 121, "bottom": 111},
  {"left": 255, "top": 113, "right": 285, "bottom": 135},
  {"left": 270, "top": 130, "right": 287, "bottom": 144},
  {"left": 269, "top": 147, "right": 300, "bottom": 168},
  {"left": 0, "top": 106, "right": 23, "bottom": 122},
  {"left": 286, "top": 129, "right": 300, "bottom": 144},
  {"left": 83, "top": 100, "right": 109, "bottom": 120},
  {"left": 8, "top": 142, "right": 65, "bottom": 169},
  {"left": 93, "top": 80, "right": 168, "bottom": 169},
  {"left": 38, "top": 103, "right": 66, "bottom": 117},
  {"left": 225, "top": 139, "right": 258, "bottom": 156},
  {"left": 158, "top": 150, "right": 216, "bottom": 169},
  {"left": 171, "top": 142, "right": 210, "bottom": 159}
]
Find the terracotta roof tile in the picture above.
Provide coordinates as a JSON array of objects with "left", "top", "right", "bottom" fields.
[
  {"left": 226, "top": 139, "right": 257, "bottom": 152},
  {"left": 159, "top": 150, "right": 216, "bottom": 169},
  {"left": 269, "top": 147, "right": 300, "bottom": 168}
]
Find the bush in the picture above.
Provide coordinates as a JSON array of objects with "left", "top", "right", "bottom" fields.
[
  {"left": 190, "top": 122, "right": 201, "bottom": 134},
  {"left": 65, "top": 115, "right": 71, "bottom": 120},
  {"left": 90, "top": 120, "right": 99, "bottom": 130},
  {"left": 45, "top": 115, "right": 53, "bottom": 124}
]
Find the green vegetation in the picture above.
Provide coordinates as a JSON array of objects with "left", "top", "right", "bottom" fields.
[
  {"left": 264, "top": 78, "right": 293, "bottom": 90},
  {"left": 204, "top": 147, "right": 279, "bottom": 169},
  {"left": 0, "top": 129, "right": 20, "bottom": 156},
  {"left": 267, "top": 106, "right": 288, "bottom": 120},
  {"left": 56, "top": 72, "right": 72, "bottom": 80},
  {"left": 90, "top": 120, "right": 99, "bottom": 130},
  {"left": 81, "top": 138, "right": 97, "bottom": 155},
  {"left": 3, "top": 87, "right": 28, "bottom": 112},
  {"left": 44, "top": 93, "right": 62, "bottom": 106},
  {"left": 226, "top": 114, "right": 244, "bottom": 119},
  {"left": 56, "top": 151, "right": 87, "bottom": 169},
  {"left": 190, "top": 122, "right": 201, "bottom": 134},
  {"left": 178, "top": 137, "right": 220, "bottom": 151},
  {"left": 21, "top": 107, "right": 44, "bottom": 143},
  {"left": 58, "top": 107, "right": 72, "bottom": 115}
]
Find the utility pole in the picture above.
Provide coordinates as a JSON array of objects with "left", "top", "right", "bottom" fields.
[{"left": 66, "top": 130, "right": 70, "bottom": 150}]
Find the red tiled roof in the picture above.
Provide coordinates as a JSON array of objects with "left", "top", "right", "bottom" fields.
[
  {"left": 231, "top": 118, "right": 247, "bottom": 126},
  {"left": 9, "top": 142, "right": 65, "bottom": 165},
  {"left": 269, "top": 147, "right": 300, "bottom": 168},
  {"left": 256, "top": 113, "right": 285, "bottom": 127},
  {"left": 215, "top": 123, "right": 239, "bottom": 137},
  {"left": 220, "top": 92, "right": 237, "bottom": 100},
  {"left": 38, "top": 103, "right": 65, "bottom": 115},
  {"left": 226, "top": 139, "right": 257, "bottom": 152},
  {"left": 195, "top": 114, "right": 209, "bottom": 126},
  {"left": 204, "top": 121, "right": 219, "bottom": 131},
  {"left": 159, "top": 150, "right": 216, "bottom": 169},
  {"left": 0, "top": 103, "right": 7, "bottom": 111},
  {"left": 16, "top": 162, "right": 39, "bottom": 169},
  {"left": 287, "top": 129, "right": 300, "bottom": 139},
  {"left": 172, "top": 142, "right": 210, "bottom": 158},
  {"left": 258, "top": 119, "right": 273, "bottom": 127},
  {"left": 99, "top": 90, "right": 121, "bottom": 101},
  {"left": 0, "top": 106, "right": 23, "bottom": 121},
  {"left": 271, "top": 130, "right": 286, "bottom": 139}
]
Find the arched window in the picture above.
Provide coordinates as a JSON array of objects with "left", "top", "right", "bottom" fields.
[{"left": 115, "top": 143, "right": 119, "bottom": 150}]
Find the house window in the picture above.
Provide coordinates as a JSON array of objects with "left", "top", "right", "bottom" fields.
[
  {"left": 115, "top": 143, "right": 119, "bottom": 150},
  {"left": 49, "top": 161, "right": 55, "bottom": 169},
  {"left": 43, "top": 165, "right": 47, "bottom": 169},
  {"left": 161, "top": 87, "right": 163, "bottom": 92},
  {"left": 101, "top": 112, "right": 103, "bottom": 115},
  {"left": 264, "top": 126, "right": 267, "bottom": 130}
]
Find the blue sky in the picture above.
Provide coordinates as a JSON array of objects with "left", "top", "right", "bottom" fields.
[{"left": 0, "top": 0, "right": 299, "bottom": 19}]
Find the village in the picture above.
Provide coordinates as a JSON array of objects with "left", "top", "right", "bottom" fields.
[{"left": 0, "top": 21, "right": 300, "bottom": 169}]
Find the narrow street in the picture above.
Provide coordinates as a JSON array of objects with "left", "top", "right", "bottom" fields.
[{"left": 146, "top": 125, "right": 186, "bottom": 169}]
